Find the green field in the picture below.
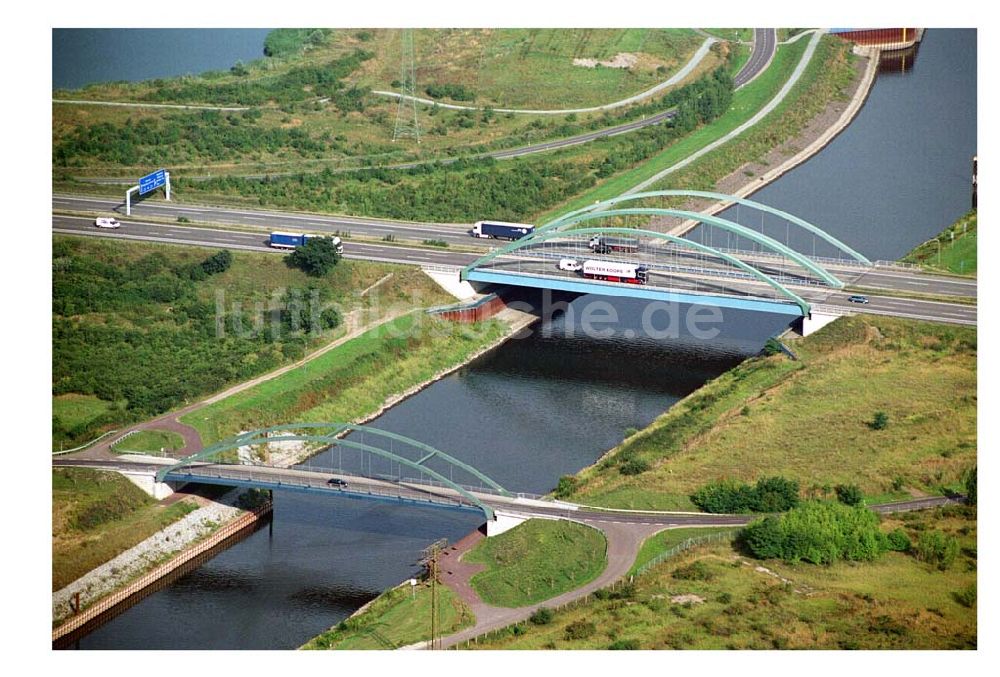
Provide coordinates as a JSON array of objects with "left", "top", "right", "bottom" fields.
[
  {"left": 52, "top": 235, "right": 453, "bottom": 448},
  {"left": 181, "top": 312, "right": 510, "bottom": 444},
  {"left": 902, "top": 210, "right": 977, "bottom": 276},
  {"left": 52, "top": 468, "right": 198, "bottom": 590},
  {"left": 563, "top": 316, "right": 976, "bottom": 510},
  {"left": 629, "top": 527, "right": 736, "bottom": 576},
  {"left": 469, "top": 505, "right": 976, "bottom": 649},
  {"left": 112, "top": 429, "right": 185, "bottom": 454},
  {"left": 463, "top": 520, "right": 607, "bottom": 608},
  {"left": 302, "top": 581, "right": 474, "bottom": 649}
]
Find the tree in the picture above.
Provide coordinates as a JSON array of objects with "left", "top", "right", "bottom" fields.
[
  {"left": 287, "top": 237, "right": 341, "bottom": 276},
  {"left": 835, "top": 483, "right": 865, "bottom": 506},
  {"left": 913, "top": 531, "right": 960, "bottom": 570},
  {"left": 965, "top": 465, "right": 977, "bottom": 505}
]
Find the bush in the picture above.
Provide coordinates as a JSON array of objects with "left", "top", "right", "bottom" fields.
[
  {"left": 619, "top": 458, "right": 650, "bottom": 475},
  {"left": 913, "top": 531, "right": 960, "bottom": 570},
  {"left": 741, "top": 501, "right": 889, "bottom": 565},
  {"left": 563, "top": 620, "right": 596, "bottom": 641},
  {"left": 965, "top": 465, "right": 977, "bottom": 505},
  {"left": 608, "top": 639, "right": 640, "bottom": 650},
  {"left": 672, "top": 560, "right": 714, "bottom": 581},
  {"left": 201, "top": 249, "right": 233, "bottom": 275},
  {"left": 835, "top": 484, "right": 865, "bottom": 507},
  {"left": 886, "top": 528, "right": 911, "bottom": 552},
  {"left": 869, "top": 411, "right": 889, "bottom": 430},
  {"left": 529, "top": 607, "right": 554, "bottom": 625},
  {"left": 691, "top": 476, "right": 799, "bottom": 513},
  {"left": 953, "top": 583, "right": 977, "bottom": 608},
  {"left": 554, "top": 475, "right": 578, "bottom": 498},
  {"left": 287, "top": 237, "right": 342, "bottom": 276}
]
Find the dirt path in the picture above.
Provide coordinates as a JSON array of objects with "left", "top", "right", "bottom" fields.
[{"left": 437, "top": 519, "right": 665, "bottom": 649}]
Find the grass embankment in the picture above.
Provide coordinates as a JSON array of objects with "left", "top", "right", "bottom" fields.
[
  {"left": 902, "top": 210, "right": 977, "bottom": 277},
  {"left": 463, "top": 520, "right": 607, "bottom": 607},
  {"left": 561, "top": 315, "right": 976, "bottom": 510},
  {"left": 52, "top": 468, "right": 198, "bottom": 590},
  {"left": 628, "top": 527, "right": 736, "bottom": 576},
  {"left": 112, "top": 429, "right": 185, "bottom": 454},
  {"left": 52, "top": 235, "right": 453, "bottom": 448},
  {"left": 656, "top": 34, "right": 857, "bottom": 193},
  {"left": 470, "top": 505, "right": 976, "bottom": 649},
  {"left": 181, "top": 312, "right": 510, "bottom": 444},
  {"left": 536, "top": 34, "right": 812, "bottom": 223},
  {"left": 302, "top": 581, "right": 474, "bottom": 649}
]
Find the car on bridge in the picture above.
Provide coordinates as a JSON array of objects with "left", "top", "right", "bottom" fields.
[
  {"left": 558, "top": 258, "right": 583, "bottom": 272},
  {"left": 94, "top": 217, "right": 121, "bottom": 229},
  {"left": 326, "top": 477, "right": 347, "bottom": 488},
  {"left": 847, "top": 295, "right": 870, "bottom": 304}
]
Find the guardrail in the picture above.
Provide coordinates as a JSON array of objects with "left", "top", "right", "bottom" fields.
[{"left": 52, "top": 429, "right": 120, "bottom": 456}]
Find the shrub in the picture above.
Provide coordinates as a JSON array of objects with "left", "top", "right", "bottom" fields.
[
  {"left": 870, "top": 411, "right": 889, "bottom": 430},
  {"left": 287, "top": 237, "right": 342, "bottom": 276},
  {"left": 965, "top": 465, "right": 977, "bottom": 505},
  {"left": 529, "top": 607, "right": 554, "bottom": 625},
  {"left": 954, "top": 583, "right": 977, "bottom": 608},
  {"left": 886, "top": 528, "right": 911, "bottom": 552},
  {"left": 691, "top": 476, "right": 799, "bottom": 513},
  {"left": 914, "top": 531, "right": 960, "bottom": 570},
  {"left": 619, "top": 458, "right": 650, "bottom": 476},
  {"left": 564, "top": 620, "right": 596, "bottom": 640},
  {"left": 201, "top": 249, "right": 233, "bottom": 275},
  {"left": 835, "top": 484, "right": 864, "bottom": 507},
  {"left": 554, "top": 475, "right": 578, "bottom": 498},
  {"left": 672, "top": 560, "right": 714, "bottom": 581},
  {"left": 608, "top": 639, "right": 640, "bottom": 650},
  {"left": 741, "top": 501, "right": 889, "bottom": 564}
]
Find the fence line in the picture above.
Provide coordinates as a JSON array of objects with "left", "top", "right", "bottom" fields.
[
  {"left": 454, "top": 529, "right": 737, "bottom": 648},
  {"left": 52, "top": 429, "right": 120, "bottom": 455}
]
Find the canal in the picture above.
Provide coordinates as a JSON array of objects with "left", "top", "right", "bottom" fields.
[{"left": 61, "top": 29, "right": 975, "bottom": 649}]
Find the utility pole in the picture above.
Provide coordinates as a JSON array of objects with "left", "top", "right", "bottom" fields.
[
  {"left": 393, "top": 29, "right": 421, "bottom": 143},
  {"left": 972, "top": 155, "right": 977, "bottom": 209},
  {"left": 419, "top": 538, "right": 447, "bottom": 649}
]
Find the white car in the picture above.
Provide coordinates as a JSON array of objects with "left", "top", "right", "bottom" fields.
[
  {"left": 558, "top": 258, "right": 582, "bottom": 272},
  {"left": 94, "top": 217, "right": 121, "bottom": 229}
]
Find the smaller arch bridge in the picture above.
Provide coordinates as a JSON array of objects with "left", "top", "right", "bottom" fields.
[{"left": 157, "top": 424, "right": 511, "bottom": 520}]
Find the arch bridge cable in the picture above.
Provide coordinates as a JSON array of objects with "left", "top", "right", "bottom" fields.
[
  {"left": 461, "top": 226, "right": 812, "bottom": 315},
  {"left": 537, "top": 190, "right": 872, "bottom": 266}
]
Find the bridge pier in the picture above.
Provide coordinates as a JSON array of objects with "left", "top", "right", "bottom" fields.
[
  {"left": 796, "top": 307, "right": 847, "bottom": 337},
  {"left": 118, "top": 469, "right": 179, "bottom": 500},
  {"left": 485, "top": 511, "right": 530, "bottom": 537}
]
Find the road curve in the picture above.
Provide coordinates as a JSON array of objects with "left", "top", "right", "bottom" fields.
[{"left": 73, "top": 30, "right": 777, "bottom": 183}]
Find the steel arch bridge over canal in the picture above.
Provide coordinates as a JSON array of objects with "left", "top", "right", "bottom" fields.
[
  {"left": 462, "top": 192, "right": 873, "bottom": 318},
  {"left": 156, "top": 424, "right": 512, "bottom": 520}
]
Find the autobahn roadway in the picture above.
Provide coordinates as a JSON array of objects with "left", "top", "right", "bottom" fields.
[{"left": 53, "top": 213, "right": 977, "bottom": 326}]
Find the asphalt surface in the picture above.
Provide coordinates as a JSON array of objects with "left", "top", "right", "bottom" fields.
[
  {"left": 73, "top": 30, "right": 777, "bottom": 183},
  {"left": 52, "top": 212, "right": 977, "bottom": 326}
]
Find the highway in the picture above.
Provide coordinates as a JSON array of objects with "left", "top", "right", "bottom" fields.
[
  {"left": 53, "top": 213, "right": 977, "bottom": 326},
  {"left": 734, "top": 28, "right": 776, "bottom": 88}
]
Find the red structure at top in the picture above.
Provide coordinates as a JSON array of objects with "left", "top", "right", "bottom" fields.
[{"left": 830, "top": 28, "right": 923, "bottom": 51}]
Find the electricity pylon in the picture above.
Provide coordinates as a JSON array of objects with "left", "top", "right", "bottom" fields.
[{"left": 392, "top": 29, "right": 421, "bottom": 143}]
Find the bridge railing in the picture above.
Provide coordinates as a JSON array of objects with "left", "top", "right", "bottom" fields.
[{"left": 166, "top": 466, "right": 471, "bottom": 509}]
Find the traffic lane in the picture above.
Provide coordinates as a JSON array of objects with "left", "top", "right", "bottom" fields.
[
  {"left": 734, "top": 28, "right": 776, "bottom": 89},
  {"left": 53, "top": 194, "right": 474, "bottom": 244},
  {"left": 851, "top": 269, "right": 977, "bottom": 297},
  {"left": 53, "top": 215, "right": 480, "bottom": 268},
  {"left": 818, "top": 292, "right": 977, "bottom": 325}
]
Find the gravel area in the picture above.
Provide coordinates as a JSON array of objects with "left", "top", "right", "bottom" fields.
[{"left": 52, "top": 489, "right": 244, "bottom": 622}]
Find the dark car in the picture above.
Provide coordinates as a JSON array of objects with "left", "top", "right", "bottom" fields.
[
  {"left": 326, "top": 477, "right": 347, "bottom": 487},
  {"left": 847, "top": 295, "right": 870, "bottom": 304}
]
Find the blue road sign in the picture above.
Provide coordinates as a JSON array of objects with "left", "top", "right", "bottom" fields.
[{"left": 139, "top": 169, "right": 166, "bottom": 195}]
